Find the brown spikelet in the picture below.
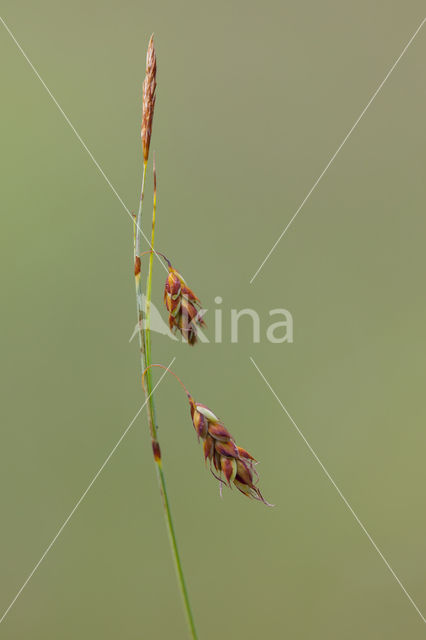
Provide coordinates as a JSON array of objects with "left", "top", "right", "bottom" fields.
[
  {"left": 163, "top": 263, "right": 206, "bottom": 345},
  {"left": 188, "top": 398, "right": 273, "bottom": 506},
  {"left": 141, "top": 34, "right": 157, "bottom": 163}
]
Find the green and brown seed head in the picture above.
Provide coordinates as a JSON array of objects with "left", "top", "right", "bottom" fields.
[
  {"left": 164, "top": 265, "right": 205, "bottom": 345},
  {"left": 189, "top": 398, "right": 272, "bottom": 505}
]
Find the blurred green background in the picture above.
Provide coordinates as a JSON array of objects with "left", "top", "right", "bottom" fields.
[{"left": 1, "top": 1, "right": 425, "bottom": 638}]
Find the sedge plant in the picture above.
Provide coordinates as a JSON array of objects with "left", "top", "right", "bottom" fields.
[{"left": 133, "top": 35, "right": 271, "bottom": 640}]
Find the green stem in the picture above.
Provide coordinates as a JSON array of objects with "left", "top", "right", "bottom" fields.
[
  {"left": 144, "top": 157, "right": 157, "bottom": 423},
  {"left": 134, "top": 162, "right": 198, "bottom": 640}
]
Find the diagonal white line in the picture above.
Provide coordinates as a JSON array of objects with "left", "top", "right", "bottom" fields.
[
  {"left": 249, "top": 17, "right": 426, "bottom": 284},
  {"left": 250, "top": 356, "right": 426, "bottom": 624},
  {"left": 0, "top": 357, "right": 175, "bottom": 626},
  {"left": 0, "top": 15, "right": 168, "bottom": 274}
]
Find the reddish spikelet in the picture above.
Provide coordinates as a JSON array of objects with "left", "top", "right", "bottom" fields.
[
  {"left": 164, "top": 264, "right": 205, "bottom": 345},
  {"left": 141, "top": 35, "right": 157, "bottom": 163},
  {"left": 188, "top": 398, "right": 272, "bottom": 505},
  {"left": 221, "top": 457, "right": 237, "bottom": 485}
]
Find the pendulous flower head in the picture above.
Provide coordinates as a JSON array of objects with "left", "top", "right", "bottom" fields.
[
  {"left": 164, "top": 264, "right": 205, "bottom": 345},
  {"left": 188, "top": 397, "right": 272, "bottom": 505}
]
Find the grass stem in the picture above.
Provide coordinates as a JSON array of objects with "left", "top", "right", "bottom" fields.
[{"left": 134, "top": 161, "right": 198, "bottom": 640}]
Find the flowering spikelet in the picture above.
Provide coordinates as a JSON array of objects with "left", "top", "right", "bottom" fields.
[
  {"left": 189, "top": 397, "right": 272, "bottom": 505},
  {"left": 164, "top": 263, "right": 205, "bottom": 345},
  {"left": 141, "top": 34, "right": 157, "bottom": 163}
]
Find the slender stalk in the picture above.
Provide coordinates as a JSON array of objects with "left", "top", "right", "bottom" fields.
[
  {"left": 134, "top": 162, "right": 198, "bottom": 640},
  {"left": 144, "top": 154, "right": 157, "bottom": 416}
]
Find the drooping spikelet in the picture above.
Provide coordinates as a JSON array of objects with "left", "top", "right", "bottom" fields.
[
  {"left": 189, "top": 397, "right": 272, "bottom": 505},
  {"left": 141, "top": 34, "right": 157, "bottom": 163},
  {"left": 164, "top": 263, "right": 205, "bottom": 345}
]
